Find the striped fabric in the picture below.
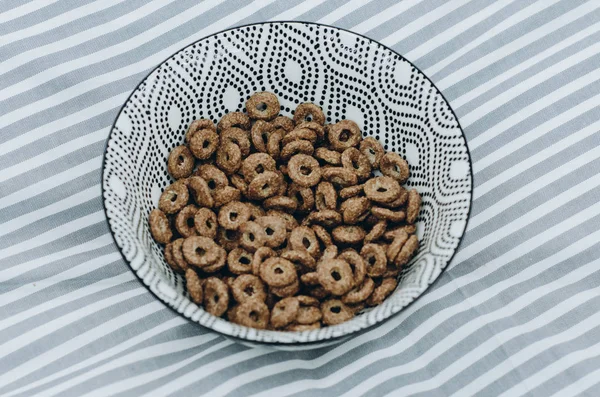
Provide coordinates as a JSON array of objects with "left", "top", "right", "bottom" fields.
[{"left": 1, "top": 0, "right": 599, "bottom": 395}]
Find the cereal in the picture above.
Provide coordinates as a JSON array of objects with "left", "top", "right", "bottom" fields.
[
  {"left": 168, "top": 145, "right": 195, "bottom": 179},
  {"left": 246, "top": 91, "right": 280, "bottom": 121},
  {"left": 147, "top": 92, "right": 423, "bottom": 330},
  {"left": 149, "top": 209, "right": 173, "bottom": 244}
]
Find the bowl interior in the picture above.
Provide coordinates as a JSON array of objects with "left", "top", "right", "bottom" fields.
[{"left": 102, "top": 22, "right": 472, "bottom": 344}]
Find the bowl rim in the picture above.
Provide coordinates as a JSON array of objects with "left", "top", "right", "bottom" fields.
[{"left": 101, "top": 20, "right": 474, "bottom": 346}]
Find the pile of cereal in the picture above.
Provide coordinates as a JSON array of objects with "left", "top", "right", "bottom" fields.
[{"left": 148, "top": 92, "right": 421, "bottom": 330}]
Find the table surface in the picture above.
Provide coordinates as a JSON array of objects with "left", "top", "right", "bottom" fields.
[{"left": 1, "top": 1, "right": 600, "bottom": 396}]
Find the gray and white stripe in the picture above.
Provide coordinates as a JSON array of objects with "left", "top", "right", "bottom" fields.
[{"left": 1, "top": 0, "right": 599, "bottom": 396}]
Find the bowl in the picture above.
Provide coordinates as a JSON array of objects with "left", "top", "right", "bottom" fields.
[{"left": 102, "top": 21, "right": 472, "bottom": 349}]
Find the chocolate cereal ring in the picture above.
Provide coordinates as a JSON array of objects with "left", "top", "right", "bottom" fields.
[
  {"left": 320, "top": 245, "right": 339, "bottom": 261},
  {"left": 255, "top": 216, "right": 287, "bottom": 248},
  {"left": 246, "top": 171, "right": 282, "bottom": 200},
  {"left": 315, "top": 181, "right": 337, "bottom": 211},
  {"left": 303, "top": 210, "right": 342, "bottom": 228},
  {"left": 266, "top": 210, "right": 298, "bottom": 231},
  {"left": 270, "top": 297, "right": 299, "bottom": 329},
  {"left": 186, "top": 118, "right": 216, "bottom": 143},
  {"left": 282, "top": 128, "right": 317, "bottom": 146},
  {"left": 168, "top": 145, "right": 195, "bottom": 179},
  {"left": 317, "top": 259, "right": 354, "bottom": 296},
  {"left": 364, "top": 220, "right": 387, "bottom": 244},
  {"left": 300, "top": 272, "right": 319, "bottom": 286},
  {"left": 218, "top": 111, "right": 251, "bottom": 131},
  {"left": 188, "top": 176, "right": 214, "bottom": 208},
  {"left": 289, "top": 226, "right": 320, "bottom": 258},
  {"left": 321, "top": 299, "right": 354, "bottom": 325},
  {"left": 242, "top": 153, "right": 277, "bottom": 183},
  {"left": 200, "top": 246, "right": 227, "bottom": 274},
  {"left": 406, "top": 189, "right": 421, "bottom": 224},
  {"left": 171, "top": 238, "right": 190, "bottom": 272},
  {"left": 371, "top": 207, "right": 406, "bottom": 222},
  {"left": 231, "top": 274, "right": 266, "bottom": 303},
  {"left": 296, "top": 121, "right": 325, "bottom": 141},
  {"left": 218, "top": 201, "right": 250, "bottom": 230},
  {"left": 149, "top": 209, "right": 173, "bottom": 244},
  {"left": 339, "top": 184, "right": 364, "bottom": 199},
  {"left": 311, "top": 224, "right": 333, "bottom": 247},
  {"left": 266, "top": 129, "right": 285, "bottom": 160},
  {"left": 203, "top": 277, "right": 229, "bottom": 317},
  {"left": 341, "top": 147, "right": 372, "bottom": 181},
  {"left": 251, "top": 120, "right": 275, "bottom": 152},
  {"left": 366, "top": 277, "right": 397, "bottom": 306},
  {"left": 338, "top": 249, "right": 366, "bottom": 287},
  {"left": 158, "top": 182, "right": 189, "bottom": 214},
  {"left": 296, "top": 305, "right": 322, "bottom": 325},
  {"left": 341, "top": 196, "right": 370, "bottom": 225},
  {"left": 314, "top": 147, "right": 342, "bottom": 165},
  {"left": 175, "top": 205, "right": 199, "bottom": 238},
  {"left": 263, "top": 195, "right": 297, "bottom": 213},
  {"left": 260, "top": 257, "right": 297, "bottom": 287},
  {"left": 229, "top": 174, "right": 248, "bottom": 196},
  {"left": 328, "top": 120, "right": 361, "bottom": 152},
  {"left": 252, "top": 246, "right": 277, "bottom": 276},
  {"left": 246, "top": 92, "right": 280, "bottom": 121},
  {"left": 189, "top": 129, "right": 219, "bottom": 160},
  {"left": 212, "top": 186, "right": 242, "bottom": 208},
  {"left": 226, "top": 247, "right": 253, "bottom": 275},
  {"left": 271, "top": 277, "right": 300, "bottom": 298},
  {"left": 378, "top": 187, "right": 408, "bottom": 208},
  {"left": 282, "top": 250, "right": 316, "bottom": 271},
  {"left": 363, "top": 176, "right": 401, "bottom": 204},
  {"left": 342, "top": 277, "right": 374, "bottom": 304},
  {"left": 280, "top": 140, "right": 314, "bottom": 161},
  {"left": 395, "top": 234, "right": 419, "bottom": 266},
  {"left": 332, "top": 226, "right": 366, "bottom": 244},
  {"left": 164, "top": 242, "right": 179, "bottom": 272},
  {"left": 386, "top": 230, "right": 409, "bottom": 263},
  {"left": 182, "top": 236, "right": 220, "bottom": 267},
  {"left": 271, "top": 115, "right": 294, "bottom": 132},
  {"left": 246, "top": 203, "right": 266, "bottom": 221},
  {"left": 215, "top": 141, "right": 242, "bottom": 175},
  {"left": 380, "top": 152, "right": 410, "bottom": 184},
  {"left": 359, "top": 137, "right": 384, "bottom": 169},
  {"left": 361, "top": 243, "right": 387, "bottom": 277},
  {"left": 194, "top": 208, "right": 217, "bottom": 238},
  {"left": 185, "top": 268, "right": 204, "bottom": 304},
  {"left": 239, "top": 221, "right": 266, "bottom": 252},
  {"left": 195, "top": 165, "right": 228, "bottom": 192},
  {"left": 293, "top": 103, "right": 325, "bottom": 125},
  {"left": 322, "top": 167, "right": 358, "bottom": 187},
  {"left": 217, "top": 228, "right": 239, "bottom": 251},
  {"left": 288, "top": 184, "right": 315, "bottom": 213},
  {"left": 288, "top": 154, "right": 321, "bottom": 187},
  {"left": 221, "top": 127, "right": 251, "bottom": 157}
]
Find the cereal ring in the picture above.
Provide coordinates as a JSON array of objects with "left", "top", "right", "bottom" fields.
[
  {"left": 186, "top": 118, "right": 216, "bottom": 143},
  {"left": 266, "top": 210, "right": 299, "bottom": 231},
  {"left": 302, "top": 210, "right": 342, "bottom": 228},
  {"left": 328, "top": 120, "right": 361, "bottom": 152},
  {"left": 200, "top": 246, "right": 227, "bottom": 273},
  {"left": 371, "top": 207, "right": 406, "bottom": 222},
  {"left": 271, "top": 277, "right": 300, "bottom": 298},
  {"left": 315, "top": 181, "right": 337, "bottom": 211},
  {"left": 164, "top": 242, "right": 179, "bottom": 272},
  {"left": 311, "top": 224, "right": 333, "bottom": 247},
  {"left": 366, "top": 277, "right": 397, "bottom": 306},
  {"left": 231, "top": 274, "right": 267, "bottom": 303},
  {"left": 203, "top": 277, "right": 229, "bottom": 317},
  {"left": 339, "top": 184, "right": 364, "bottom": 199},
  {"left": 242, "top": 153, "right": 277, "bottom": 183},
  {"left": 252, "top": 246, "right": 277, "bottom": 276},
  {"left": 271, "top": 115, "right": 295, "bottom": 132},
  {"left": 386, "top": 230, "right": 409, "bottom": 263},
  {"left": 314, "top": 147, "right": 342, "bottom": 165},
  {"left": 192, "top": 208, "right": 217, "bottom": 239},
  {"left": 280, "top": 140, "right": 314, "bottom": 161},
  {"left": 260, "top": 257, "right": 297, "bottom": 287},
  {"left": 406, "top": 189, "right": 421, "bottom": 224},
  {"left": 286, "top": 322, "right": 321, "bottom": 331},
  {"left": 229, "top": 174, "right": 248, "bottom": 196},
  {"left": 293, "top": 103, "right": 325, "bottom": 125},
  {"left": 378, "top": 187, "right": 408, "bottom": 208},
  {"left": 218, "top": 201, "right": 250, "bottom": 230},
  {"left": 217, "top": 228, "right": 239, "bottom": 251},
  {"left": 158, "top": 182, "right": 189, "bottom": 214},
  {"left": 246, "top": 171, "right": 282, "bottom": 200},
  {"left": 218, "top": 111, "right": 251, "bottom": 131},
  {"left": 288, "top": 184, "right": 315, "bottom": 213},
  {"left": 295, "top": 295, "right": 319, "bottom": 307},
  {"left": 341, "top": 147, "right": 372, "bottom": 181},
  {"left": 149, "top": 209, "right": 173, "bottom": 244},
  {"left": 276, "top": 171, "right": 288, "bottom": 196},
  {"left": 338, "top": 249, "right": 366, "bottom": 287},
  {"left": 295, "top": 121, "right": 325, "bottom": 141},
  {"left": 188, "top": 176, "right": 214, "bottom": 208},
  {"left": 282, "top": 128, "right": 317, "bottom": 146},
  {"left": 321, "top": 299, "right": 354, "bottom": 325},
  {"left": 182, "top": 236, "right": 220, "bottom": 267},
  {"left": 226, "top": 247, "right": 254, "bottom": 275},
  {"left": 263, "top": 195, "right": 297, "bottom": 213},
  {"left": 363, "top": 176, "right": 401, "bottom": 204},
  {"left": 246, "top": 92, "right": 280, "bottom": 121},
  {"left": 380, "top": 152, "right": 410, "bottom": 184},
  {"left": 239, "top": 221, "right": 267, "bottom": 252},
  {"left": 341, "top": 196, "right": 371, "bottom": 225},
  {"left": 185, "top": 268, "right": 204, "bottom": 304},
  {"left": 266, "top": 129, "right": 285, "bottom": 160},
  {"left": 342, "top": 277, "right": 374, "bottom": 304},
  {"left": 213, "top": 186, "right": 242, "bottom": 208},
  {"left": 289, "top": 226, "right": 320, "bottom": 258},
  {"left": 256, "top": 216, "right": 287, "bottom": 248},
  {"left": 317, "top": 259, "right": 354, "bottom": 296},
  {"left": 171, "top": 238, "right": 190, "bottom": 272},
  {"left": 175, "top": 205, "right": 199, "bottom": 238},
  {"left": 361, "top": 243, "right": 387, "bottom": 277},
  {"left": 321, "top": 167, "right": 358, "bottom": 187},
  {"left": 221, "top": 127, "right": 252, "bottom": 157},
  {"left": 395, "top": 234, "right": 419, "bottom": 266},
  {"left": 288, "top": 154, "right": 321, "bottom": 187},
  {"left": 332, "top": 226, "right": 366, "bottom": 245},
  {"left": 168, "top": 145, "right": 195, "bottom": 179},
  {"left": 320, "top": 245, "right": 339, "bottom": 262},
  {"left": 195, "top": 165, "right": 228, "bottom": 192},
  {"left": 300, "top": 272, "right": 319, "bottom": 286},
  {"left": 270, "top": 297, "right": 299, "bottom": 329},
  {"left": 246, "top": 202, "right": 266, "bottom": 221},
  {"left": 296, "top": 305, "right": 322, "bottom": 325},
  {"left": 308, "top": 285, "right": 331, "bottom": 300},
  {"left": 282, "top": 250, "right": 316, "bottom": 271},
  {"left": 359, "top": 137, "right": 384, "bottom": 169},
  {"left": 365, "top": 220, "right": 387, "bottom": 244},
  {"left": 215, "top": 141, "right": 242, "bottom": 175},
  {"left": 189, "top": 129, "right": 220, "bottom": 160},
  {"left": 251, "top": 120, "right": 275, "bottom": 152}
]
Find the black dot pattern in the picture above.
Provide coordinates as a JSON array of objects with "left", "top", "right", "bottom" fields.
[{"left": 102, "top": 22, "right": 472, "bottom": 344}]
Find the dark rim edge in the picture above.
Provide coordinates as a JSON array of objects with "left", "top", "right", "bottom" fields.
[{"left": 100, "top": 20, "right": 474, "bottom": 346}]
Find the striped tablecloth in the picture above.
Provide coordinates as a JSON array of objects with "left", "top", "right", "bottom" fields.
[{"left": 1, "top": 1, "right": 599, "bottom": 396}]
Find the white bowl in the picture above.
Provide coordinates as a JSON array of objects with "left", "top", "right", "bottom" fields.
[{"left": 102, "top": 21, "right": 472, "bottom": 349}]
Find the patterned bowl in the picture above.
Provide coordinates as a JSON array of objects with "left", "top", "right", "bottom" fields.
[{"left": 102, "top": 21, "right": 472, "bottom": 349}]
